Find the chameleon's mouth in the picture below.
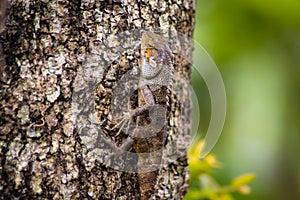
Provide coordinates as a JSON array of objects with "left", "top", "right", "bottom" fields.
[{"left": 141, "top": 58, "right": 163, "bottom": 79}]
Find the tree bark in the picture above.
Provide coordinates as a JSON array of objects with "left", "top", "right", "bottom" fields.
[{"left": 0, "top": 0, "right": 195, "bottom": 199}]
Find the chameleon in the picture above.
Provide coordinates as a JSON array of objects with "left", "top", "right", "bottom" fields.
[{"left": 107, "top": 31, "right": 174, "bottom": 199}]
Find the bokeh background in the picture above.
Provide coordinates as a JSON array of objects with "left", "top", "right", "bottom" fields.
[{"left": 189, "top": 0, "right": 300, "bottom": 199}]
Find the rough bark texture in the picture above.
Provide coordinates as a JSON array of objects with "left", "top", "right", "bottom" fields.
[{"left": 0, "top": 0, "right": 195, "bottom": 199}]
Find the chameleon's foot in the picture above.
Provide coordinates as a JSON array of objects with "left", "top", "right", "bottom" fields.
[{"left": 114, "top": 114, "right": 132, "bottom": 137}]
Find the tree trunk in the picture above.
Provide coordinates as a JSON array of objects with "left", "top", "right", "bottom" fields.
[{"left": 0, "top": 0, "right": 195, "bottom": 199}]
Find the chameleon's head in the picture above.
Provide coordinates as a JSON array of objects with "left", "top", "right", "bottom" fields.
[{"left": 140, "top": 31, "right": 173, "bottom": 79}]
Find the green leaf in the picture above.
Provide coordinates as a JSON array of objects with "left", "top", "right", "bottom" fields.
[
  {"left": 230, "top": 173, "right": 255, "bottom": 189},
  {"left": 200, "top": 174, "right": 220, "bottom": 192}
]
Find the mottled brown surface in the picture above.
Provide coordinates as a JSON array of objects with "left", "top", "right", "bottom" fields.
[{"left": 0, "top": 0, "right": 194, "bottom": 199}]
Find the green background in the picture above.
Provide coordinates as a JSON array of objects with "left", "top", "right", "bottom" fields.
[{"left": 190, "top": 0, "right": 300, "bottom": 199}]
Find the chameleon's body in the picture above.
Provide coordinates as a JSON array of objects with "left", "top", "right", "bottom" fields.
[
  {"left": 114, "top": 31, "right": 174, "bottom": 199},
  {"left": 135, "top": 31, "right": 174, "bottom": 200}
]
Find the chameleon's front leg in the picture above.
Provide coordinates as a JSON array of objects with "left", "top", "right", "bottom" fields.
[
  {"left": 129, "top": 85, "right": 155, "bottom": 118},
  {"left": 109, "top": 85, "right": 155, "bottom": 154}
]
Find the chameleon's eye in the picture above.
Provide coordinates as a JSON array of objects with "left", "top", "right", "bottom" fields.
[
  {"left": 145, "top": 49, "right": 160, "bottom": 67},
  {"left": 141, "top": 48, "right": 163, "bottom": 79},
  {"left": 145, "top": 49, "right": 152, "bottom": 60},
  {"left": 145, "top": 49, "right": 158, "bottom": 59}
]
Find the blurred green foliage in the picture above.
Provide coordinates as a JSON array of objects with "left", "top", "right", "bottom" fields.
[
  {"left": 189, "top": 0, "right": 300, "bottom": 199},
  {"left": 185, "top": 140, "right": 255, "bottom": 200}
]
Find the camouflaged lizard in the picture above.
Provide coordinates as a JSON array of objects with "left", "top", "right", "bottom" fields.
[
  {"left": 136, "top": 31, "right": 174, "bottom": 200},
  {"left": 109, "top": 31, "right": 174, "bottom": 199}
]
